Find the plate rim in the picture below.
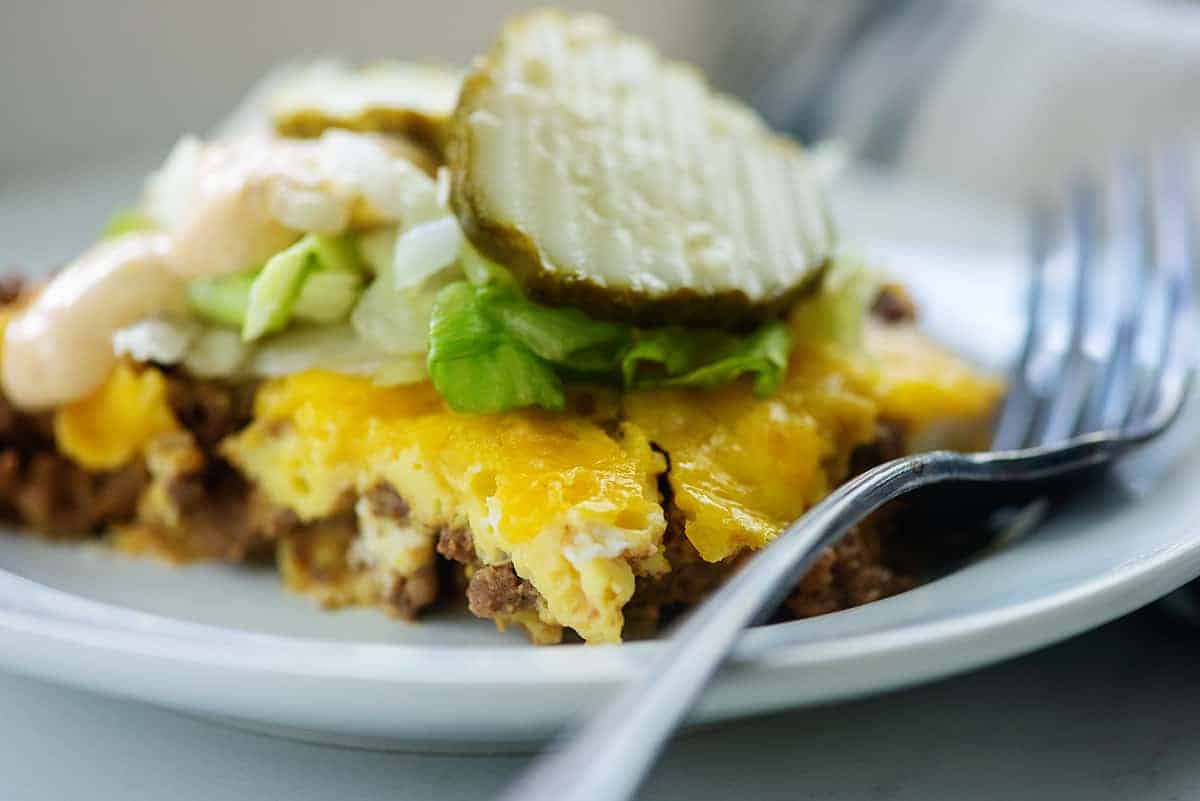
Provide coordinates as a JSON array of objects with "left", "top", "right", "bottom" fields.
[{"left": 1, "top": 517, "right": 1197, "bottom": 693}]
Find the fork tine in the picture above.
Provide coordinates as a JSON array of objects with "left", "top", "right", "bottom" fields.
[
  {"left": 990, "top": 203, "right": 1052, "bottom": 450},
  {"left": 1131, "top": 147, "right": 1196, "bottom": 433},
  {"left": 1030, "top": 179, "right": 1097, "bottom": 447},
  {"left": 1079, "top": 157, "right": 1148, "bottom": 432}
]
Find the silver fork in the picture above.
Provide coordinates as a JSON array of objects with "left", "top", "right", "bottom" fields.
[{"left": 497, "top": 149, "right": 1197, "bottom": 801}]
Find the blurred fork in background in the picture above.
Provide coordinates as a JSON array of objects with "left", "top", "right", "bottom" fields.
[{"left": 729, "top": 0, "right": 1200, "bottom": 202}]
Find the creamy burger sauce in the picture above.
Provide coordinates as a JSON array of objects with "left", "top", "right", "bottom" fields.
[{"left": 2, "top": 131, "right": 437, "bottom": 409}]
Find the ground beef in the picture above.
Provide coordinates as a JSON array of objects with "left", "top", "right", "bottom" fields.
[
  {"left": 0, "top": 275, "right": 27, "bottom": 306},
  {"left": 435, "top": 525, "right": 475, "bottom": 564},
  {"left": 783, "top": 520, "right": 915, "bottom": 618},
  {"left": 10, "top": 453, "right": 147, "bottom": 536},
  {"left": 849, "top": 420, "right": 907, "bottom": 476},
  {"left": 626, "top": 418, "right": 944, "bottom": 636},
  {"left": 871, "top": 283, "right": 918, "bottom": 324},
  {"left": 467, "top": 563, "right": 539, "bottom": 618},
  {"left": 386, "top": 564, "right": 439, "bottom": 620},
  {"left": 124, "top": 373, "right": 292, "bottom": 561},
  {"left": 0, "top": 298, "right": 282, "bottom": 550},
  {"left": 365, "top": 483, "right": 410, "bottom": 523},
  {"left": 0, "top": 385, "right": 147, "bottom": 537},
  {"left": 152, "top": 440, "right": 296, "bottom": 562},
  {"left": 0, "top": 283, "right": 142, "bottom": 537},
  {"left": 166, "top": 376, "right": 256, "bottom": 448},
  {"left": 277, "top": 512, "right": 441, "bottom": 620}
]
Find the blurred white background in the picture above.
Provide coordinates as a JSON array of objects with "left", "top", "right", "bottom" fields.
[
  {"left": 3, "top": 0, "right": 1200, "bottom": 203},
  {"left": 1, "top": 5, "right": 1199, "bottom": 801},
  {"left": 0, "top": 0, "right": 733, "bottom": 178}
]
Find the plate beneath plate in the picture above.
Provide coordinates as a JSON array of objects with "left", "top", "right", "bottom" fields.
[{"left": 0, "top": 163, "right": 1197, "bottom": 750}]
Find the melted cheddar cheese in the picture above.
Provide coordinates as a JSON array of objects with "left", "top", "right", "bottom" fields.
[
  {"left": 221, "top": 323, "right": 999, "bottom": 643},
  {"left": 223, "top": 372, "right": 666, "bottom": 643},
  {"left": 53, "top": 363, "right": 178, "bottom": 470},
  {"left": 624, "top": 343, "right": 879, "bottom": 562},
  {"left": 866, "top": 323, "right": 1003, "bottom": 450},
  {"left": 625, "top": 323, "right": 1002, "bottom": 563}
]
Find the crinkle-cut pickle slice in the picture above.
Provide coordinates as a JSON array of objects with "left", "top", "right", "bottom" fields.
[
  {"left": 449, "top": 10, "right": 835, "bottom": 328},
  {"left": 270, "top": 61, "right": 462, "bottom": 156}
]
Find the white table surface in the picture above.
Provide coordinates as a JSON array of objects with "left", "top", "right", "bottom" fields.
[{"left": 3, "top": 607, "right": 1197, "bottom": 800}]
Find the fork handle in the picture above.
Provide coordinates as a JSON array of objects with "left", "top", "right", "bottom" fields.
[{"left": 494, "top": 443, "right": 1115, "bottom": 801}]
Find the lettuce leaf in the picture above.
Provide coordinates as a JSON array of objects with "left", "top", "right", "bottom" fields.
[
  {"left": 622, "top": 321, "right": 792, "bottom": 397},
  {"left": 428, "top": 252, "right": 803, "bottom": 411},
  {"left": 487, "top": 294, "right": 629, "bottom": 372},
  {"left": 426, "top": 281, "right": 565, "bottom": 413},
  {"left": 427, "top": 249, "right": 635, "bottom": 412},
  {"left": 350, "top": 232, "right": 466, "bottom": 359}
]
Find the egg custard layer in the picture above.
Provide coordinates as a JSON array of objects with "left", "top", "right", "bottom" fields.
[
  {"left": 223, "top": 373, "right": 669, "bottom": 644},
  {"left": 216, "top": 320, "right": 999, "bottom": 643}
]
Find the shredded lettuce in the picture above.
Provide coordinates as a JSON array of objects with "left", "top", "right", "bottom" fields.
[
  {"left": 170, "top": 226, "right": 874, "bottom": 412},
  {"left": 391, "top": 216, "right": 464, "bottom": 289},
  {"left": 427, "top": 250, "right": 637, "bottom": 412},
  {"left": 248, "top": 323, "right": 385, "bottom": 377},
  {"left": 350, "top": 221, "right": 463, "bottom": 357},
  {"left": 372, "top": 354, "right": 430, "bottom": 387},
  {"left": 187, "top": 271, "right": 256, "bottom": 328},
  {"left": 243, "top": 233, "right": 363, "bottom": 341},
  {"left": 459, "top": 242, "right": 515, "bottom": 287},
  {"left": 112, "top": 318, "right": 198, "bottom": 365},
  {"left": 789, "top": 249, "right": 878, "bottom": 347},
  {"left": 292, "top": 270, "right": 364, "bottom": 324},
  {"left": 101, "top": 208, "right": 157, "bottom": 240},
  {"left": 621, "top": 322, "right": 792, "bottom": 397},
  {"left": 111, "top": 318, "right": 249, "bottom": 379},
  {"left": 184, "top": 329, "right": 249, "bottom": 377},
  {"left": 358, "top": 227, "right": 398, "bottom": 275},
  {"left": 487, "top": 294, "right": 629, "bottom": 372},
  {"left": 426, "top": 281, "right": 565, "bottom": 413},
  {"left": 184, "top": 234, "right": 365, "bottom": 340},
  {"left": 351, "top": 271, "right": 448, "bottom": 356},
  {"left": 427, "top": 252, "right": 788, "bottom": 412}
]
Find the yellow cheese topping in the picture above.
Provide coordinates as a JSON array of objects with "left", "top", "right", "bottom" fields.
[
  {"left": 222, "top": 323, "right": 999, "bottom": 642},
  {"left": 624, "top": 343, "right": 879, "bottom": 562},
  {"left": 625, "top": 323, "right": 1002, "bottom": 563},
  {"left": 224, "top": 372, "right": 666, "bottom": 643},
  {"left": 53, "top": 363, "right": 178, "bottom": 471},
  {"left": 866, "top": 323, "right": 1004, "bottom": 433}
]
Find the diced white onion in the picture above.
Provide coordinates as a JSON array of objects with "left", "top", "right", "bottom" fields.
[
  {"left": 112, "top": 318, "right": 198, "bottom": 365},
  {"left": 267, "top": 182, "right": 351, "bottom": 235},
  {"left": 358, "top": 227, "right": 399, "bottom": 274},
  {"left": 392, "top": 216, "right": 463, "bottom": 289},
  {"left": 183, "top": 329, "right": 249, "bottom": 377},
  {"left": 350, "top": 276, "right": 438, "bottom": 355},
  {"left": 372, "top": 354, "right": 430, "bottom": 386},
  {"left": 249, "top": 324, "right": 387, "bottom": 377}
]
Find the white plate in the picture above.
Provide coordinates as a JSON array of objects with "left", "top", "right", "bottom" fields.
[{"left": 0, "top": 162, "right": 1198, "bottom": 751}]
